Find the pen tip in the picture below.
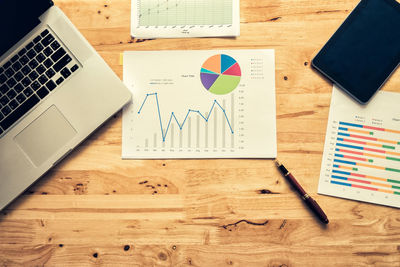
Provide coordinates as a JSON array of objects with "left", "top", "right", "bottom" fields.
[{"left": 275, "top": 159, "right": 281, "bottom": 167}]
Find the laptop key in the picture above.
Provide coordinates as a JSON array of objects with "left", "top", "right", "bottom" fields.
[
  {"left": 0, "top": 95, "right": 40, "bottom": 131},
  {"left": 23, "top": 88, "right": 33, "bottom": 97},
  {"left": 37, "top": 87, "right": 49, "bottom": 99},
  {"left": 11, "top": 55, "right": 19, "bottom": 63},
  {"left": 0, "top": 96, "right": 8, "bottom": 106},
  {"left": 41, "top": 34, "right": 55, "bottom": 47},
  {"left": 21, "top": 77, "right": 31, "bottom": 87},
  {"left": 14, "top": 71, "right": 24, "bottom": 81},
  {"left": 61, "top": 67, "right": 71, "bottom": 79},
  {"left": 36, "top": 53, "right": 46, "bottom": 63},
  {"left": 50, "top": 40, "right": 60, "bottom": 50},
  {"left": 38, "top": 75, "right": 48, "bottom": 85},
  {"left": 0, "top": 84, "right": 8, "bottom": 94},
  {"left": 16, "top": 93, "right": 26, "bottom": 104},
  {"left": 21, "top": 65, "right": 31, "bottom": 75},
  {"left": 3, "top": 61, "right": 11, "bottom": 69},
  {"left": 18, "top": 48, "right": 27, "bottom": 57},
  {"left": 51, "top": 48, "right": 66, "bottom": 63},
  {"left": 27, "top": 49, "right": 37, "bottom": 59},
  {"left": 43, "top": 58, "right": 53, "bottom": 68},
  {"left": 46, "top": 69, "right": 55, "bottom": 79},
  {"left": 12, "top": 62, "right": 22, "bottom": 72},
  {"left": 0, "top": 74, "right": 7, "bottom": 83},
  {"left": 7, "top": 89, "right": 17, "bottom": 99},
  {"left": 34, "top": 43, "right": 44, "bottom": 53},
  {"left": 0, "top": 67, "right": 3, "bottom": 74},
  {"left": 6, "top": 78, "right": 16, "bottom": 88},
  {"left": 25, "top": 41, "right": 34, "bottom": 50},
  {"left": 33, "top": 35, "right": 42, "bottom": 44},
  {"left": 5, "top": 68, "right": 15, "bottom": 78},
  {"left": 71, "top": 64, "right": 79, "bottom": 72},
  {"left": 43, "top": 47, "right": 53, "bottom": 57},
  {"left": 28, "top": 71, "right": 39, "bottom": 81},
  {"left": 14, "top": 83, "right": 24, "bottom": 93},
  {"left": 56, "top": 77, "right": 64, "bottom": 85},
  {"left": 9, "top": 99, "right": 18, "bottom": 110},
  {"left": 37, "top": 65, "right": 46, "bottom": 74},
  {"left": 31, "top": 81, "right": 41, "bottom": 91},
  {"left": 28, "top": 59, "right": 39, "bottom": 69},
  {"left": 41, "top": 29, "right": 49, "bottom": 37},
  {"left": 54, "top": 55, "right": 72, "bottom": 72},
  {"left": 45, "top": 80, "right": 57, "bottom": 91},
  {"left": 1, "top": 106, "right": 11, "bottom": 116},
  {"left": 0, "top": 112, "right": 3, "bottom": 122},
  {"left": 20, "top": 55, "right": 30, "bottom": 65}
]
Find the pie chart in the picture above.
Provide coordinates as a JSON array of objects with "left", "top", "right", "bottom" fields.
[{"left": 200, "top": 54, "right": 241, "bottom": 95}]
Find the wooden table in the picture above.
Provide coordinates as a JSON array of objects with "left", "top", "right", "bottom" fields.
[{"left": 1, "top": 0, "right": 400, "bottom": 266}]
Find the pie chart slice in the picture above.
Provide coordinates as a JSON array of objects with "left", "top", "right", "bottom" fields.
[{"left": 200, "top": 54, "right": 241, "bottom": 95}]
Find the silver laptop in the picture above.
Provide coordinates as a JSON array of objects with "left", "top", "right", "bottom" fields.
[{"left": 0, "top": 0, "right": 131, "bottom": 210}]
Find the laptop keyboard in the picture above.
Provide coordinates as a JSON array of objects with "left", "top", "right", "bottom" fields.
[{"left": 0, "top": 28, "right": 80, "bottom": 137}]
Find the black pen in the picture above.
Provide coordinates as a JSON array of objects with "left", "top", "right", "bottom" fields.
[{"left": 275, "top": 160, "right": 329, "bottom": 224}]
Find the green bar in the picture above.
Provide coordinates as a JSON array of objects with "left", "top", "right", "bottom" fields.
[
  {"left": 394, "top": 191, "right": 400, "bottom": 196},
  {"left": 368, "top": 159, "right": 373, "bottom": 163},
  {"left": 352, "top": 167, "right": 358, "bottom": 171},
  {"left": 388, "top": 179, "right": 400, "bottom": 185},
  {"left": 370, "top": 132, "right": 374, "bottom": 135},
  {"left": 387, "top": 156, "right": 400, "bottom": 162},
  {"left": 392, "top": 185, "right": 400, "bottom": 190},
  {"left": 397, "top": 141, "right": 400, "bottom": 145},
  {"left": 386, "top": 167, "right": 400, "bottom": 173},
  {"left": 382, "top": 145, "right": 395, "bottom": 149}
]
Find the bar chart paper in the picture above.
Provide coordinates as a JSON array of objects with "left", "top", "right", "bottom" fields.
[
  {"left": 122, "top": 50, "right": 276, "bottom": 159},
  {"left": 318, "top": 86, "right": 400, "bottom": 208}
]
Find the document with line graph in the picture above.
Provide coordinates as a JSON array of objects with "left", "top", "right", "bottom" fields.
[
  {"left": 122, "top": 50, "right": 276, "bottom": 159},
  {"left": 130, "top": 0, "right": 240, "bottom": 38},
  {"left": 318, "top": 86, "right": 400, "bottom": 208}
]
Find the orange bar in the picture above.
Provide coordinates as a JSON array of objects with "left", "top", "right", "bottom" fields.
[
  {"left": 338, "top": 165, "right": 354, "bottom": 170},
  {"left": 356, "top": 162, "right": 385, "bottom": 170},
  {"left": 385, "top": 129, "right": 400, "bottom": 134},
  {"left": 371, "top": 182, "right": 391, "bottom": 188},
  {"left": 387, "top": 151, "right": 400, "bottom": 156},
  {"left": 347, "top": 128, "right": 372, "bottom": 135},
  {"left": 363, "top": 153, "right": 386, "bottom": 159},
  {"left": 377, "top": 138, "right": 397, "bottom": 144},
  {"left": 365, "top": 175, "right": 387, "bottom": 182},
  {"left": 365, "top": 142, "right": 385, "bottom": 148},
  {"left": 377, "top": 188, "right": 394, "bottom": 194}
]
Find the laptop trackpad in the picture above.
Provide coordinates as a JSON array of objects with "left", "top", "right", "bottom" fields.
[{"left": 15, "top": 105, "right": 77, "bottom": 167}]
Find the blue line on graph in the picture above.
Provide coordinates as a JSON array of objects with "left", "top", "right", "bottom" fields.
[
  {"left": 339, "top": 122, "right": 363, "bottom": 128},
  {"left": 137, "top": 92, "right": 234, "bottom": 142}
]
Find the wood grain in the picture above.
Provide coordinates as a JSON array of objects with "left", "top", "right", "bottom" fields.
[{"left": 1, "top": 0, "right": 400, "bottom": 266}]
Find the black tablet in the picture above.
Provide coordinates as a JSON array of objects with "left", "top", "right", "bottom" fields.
[{"left": 312, "top": 0, "right": 400, "bottom": 104}]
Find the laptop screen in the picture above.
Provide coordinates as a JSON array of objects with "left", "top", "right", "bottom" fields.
[{"left": 0, "top": 0, "right": 53, "bottom": 57}]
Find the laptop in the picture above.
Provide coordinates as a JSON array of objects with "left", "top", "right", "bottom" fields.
[{"left": 0, "top": 0, "right": 131, "bottom": 210}]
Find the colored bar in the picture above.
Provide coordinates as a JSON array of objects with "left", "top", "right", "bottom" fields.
[
  {"left": 335, "top": 153, "right": 368, "bottom": 162},
  {"left": 334, "top": 159, "right": 356, "bottom": 165},
  {"left": 340, "top": 137, "right": 395, "bottom": 149},
  {"left": 338, "top": 127, "right": 348, "bottom": 131},
  {"left": 348, "top": 128, "right": 374, "bottom": 135},
  {"left": 331, "top": 180, "right": 351, "bottom": 187},
  {"left": 336, "top": 143, "right": 363, "bottom": 150},
  {"left": 339, "top": 132, "right": 398, "bottom": 144},
  {"left": 332, "top": 169, "right": 350, "bottom": 175},
  {"left": 356, "top": 162, "right": 385, "bottom": 170},
  {"left": 339, "top": 122, "right": 362, "bottom": 128}
]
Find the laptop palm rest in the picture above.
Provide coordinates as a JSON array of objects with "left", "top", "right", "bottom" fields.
[{"left": 14, "top": 105, "right": 77, "bottom": 167}]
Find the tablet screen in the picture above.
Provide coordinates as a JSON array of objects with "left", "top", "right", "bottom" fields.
[{"left": 312, "top": 0, "right": 400, "bottom": 104}]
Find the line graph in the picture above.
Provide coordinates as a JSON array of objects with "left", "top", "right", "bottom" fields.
[{"left": 138, "top": 92, "right": 234, "bottom": 142}]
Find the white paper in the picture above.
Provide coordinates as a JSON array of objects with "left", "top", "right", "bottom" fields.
[
  {"left": 131, "top": 0, "right": 240, "bottom": 38},
  {"left": 318, "top": 86, "right": 400, "bottom": 208},
  {"left": 122, "top": 50, "right": 276, "bottom": 159}
]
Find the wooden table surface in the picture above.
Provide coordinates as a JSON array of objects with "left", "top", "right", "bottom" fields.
[{"left": 1, "top": 0, "right": 400, "bottom": 266}]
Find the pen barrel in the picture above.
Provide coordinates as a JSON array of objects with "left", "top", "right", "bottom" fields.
[
  {"left": 304, "top": 196, "right": 329, "bottom": 224},
  {"left": 285, "top": 173, "right": 307, "bottom": 196}
]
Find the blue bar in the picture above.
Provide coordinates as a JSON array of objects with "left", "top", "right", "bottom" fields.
[
  {"left": 335, "top": 148, "right": 340, "bottom": 151},
  {"left": 336, "top": 143, "right": 364, "bottom": 150},
  {"left": 332, "top": 169, "right": 351, "bottom": 175},
  {"left": 338, "top": 127, "right": 348, "bottom": 131},
  {"left": 333, "top": 164, "right": 339, "bottom": 168},
  {"left": 334, "top": 159, "right": 356, "bottom": 165},
  {"left": 331, "top": 180, "right": 352, "bottom": 187},
  {"left": 338, "top": 132, "right": 350, "bottom": 137},
  {"left": 331, "top": 175, "right": 347, "bottom": 180},
  {"left": 339, "top": 122, "right": 363, "bottom": 128},
  {"left": 335, "top": 153, "right": 344, "bottom": 158},
  {"left": 337, "top": 137, "right": 344, "bottom": 141}
]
